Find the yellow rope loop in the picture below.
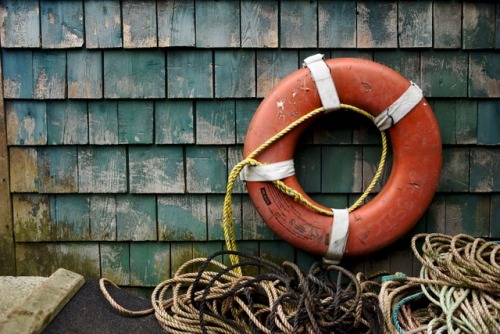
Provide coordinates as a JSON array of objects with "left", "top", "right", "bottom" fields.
[{"left": 222, "top": 104, "right": 388, "bottom": 268}]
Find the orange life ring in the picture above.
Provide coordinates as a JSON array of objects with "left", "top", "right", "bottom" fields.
[{"left": 243, "top": 57, "right": 442, "bottom": 258}]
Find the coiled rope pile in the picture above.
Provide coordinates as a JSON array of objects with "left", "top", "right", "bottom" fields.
[
  {"left": 380, "top": 233, "right": 500, "bottom": 334},
  {"left": 101, "top": 251, "right": 384, "bottom": 333}
]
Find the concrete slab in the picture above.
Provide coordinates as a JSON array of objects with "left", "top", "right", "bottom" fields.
[{"left": 0, "top": 268, "right": 84, "bottom": 334}]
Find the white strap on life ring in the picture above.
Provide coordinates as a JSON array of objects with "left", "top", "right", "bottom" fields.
[
  {"left": 324, "top": 208, "right": 350, "bottom": 264},
  {"left": 303, "top": 54, "right": 341, "bottom": 113},
  {"left": 374, "top": 82, "right": 423, "bottom": 131},
  {"left": 240, "top": 159, "right": 295, "bottom": 182}
]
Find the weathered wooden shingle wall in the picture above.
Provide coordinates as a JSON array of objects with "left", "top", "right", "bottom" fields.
[{"left": 0, "top": 1, "right": 498, "bottom": 284}]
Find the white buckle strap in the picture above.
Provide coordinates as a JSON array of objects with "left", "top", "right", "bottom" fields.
[
  {"left": 240, "top": 159, "right": 295, "bottom": 182},
  {"left": 374, "top": 82, "right": 423, "bottom": 131},
  {"left": 303, "top": 54, "right": 341, "bottom": 113},
  {"left": 324, "top": 208, "right": 350, "bottom": 264}
]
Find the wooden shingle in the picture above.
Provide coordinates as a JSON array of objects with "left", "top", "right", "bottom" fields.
[
  {"left": 104, "top": 50, "right": 165, "bottom": 99},
  {"left": 433, "top": 2, "right": 462, "bottom": 49},
  {"left": 196, "top": 101, "right": 236, "bottom": 145},
  {"left": 47, "top": 101, "right": 88, "bottom": 145},
  {"left": 67, "top": 50, "right": 103, "bottom": 99},
  {"left": 318, "top": 1, "right": 356, "bottom": 48},
  {"left": 155, "top": 101, "right": 194, "bottom": 144},
  {"left": 84, "top": 0, "right": 122, "bottom": 49},
  {"left": 78, "top": 146, "right": 127, "bottom": 193},
  {"left": 398, "top": 1, "right": 432, "bottom": 48},
  {"left": 158, "top": 195, "right": 207, "bottom": 241},
  {"left": 195, "top": 0, "right": 240, "bottom": 48},
  {"left": 33, "top": 51, "right": 66, "bottom": 99},
  {"left": 122, "top": 0, "right": 157, "bottom": 48},
  {"left": 280, "top": 1, "right": 317, "bottom": 48},
  {"left": 6, "top": 101, "right": 47, "bottom": 146},
  {"left": 357, "top": 1, "right": 397, "bottom": 48},
  {"left": 116, "top": 195, "right": 157, "bottom": 241},
  {"left": 40, "top": 0, "right": 84, "bottom": 48},
  {"left": 2, "top": 50, "right": 33, "bottom": 98},
  {"left": 158, "top": 0, "right": 195, "bottom": 47},
  {"left": 100, "top": 242, "right": 130, "bottom": 285},
  {"left": 167, "top": 50, "right": 213, "bottom": 98},
  {"left": 129, "top": 146, "right": 185, "bottom": 193},
  {"left": 241, "top": 0, "right": 278, "bottom": 48},
  {"left": 0, "top": 0, "right": 40, "bottom": 48}
]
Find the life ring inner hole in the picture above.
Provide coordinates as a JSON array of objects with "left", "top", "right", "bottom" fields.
[{"left": 293, "top": 107, "right": 391, "bottom": 209}]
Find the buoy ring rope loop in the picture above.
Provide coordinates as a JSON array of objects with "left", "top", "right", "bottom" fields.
[{"left": 238, "top": 57, "right": 442, "bottom": 261}]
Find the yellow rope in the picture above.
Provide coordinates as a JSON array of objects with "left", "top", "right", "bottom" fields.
[{"left": 223, "top": 104, "right": 388, "bottom": 270}]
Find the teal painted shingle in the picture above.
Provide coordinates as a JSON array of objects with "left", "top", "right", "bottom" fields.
[
  {"left": 122, "top": 0, "right": 157, "bottom": 48},
  {"left": 130, "top": 242, "right": 170, "bottom": 286},
  {"left": 55, "top": 195, "right": 90, "bottom": 241},
  {"left": 357, "top": 1, "right": 397, "bottom": 48},
  {"left": 2, "top": 50, "right": 33, "bottom": 98},
  {"left": 215, "top": 50, "right": 255, "bottom": 98},
  {"left": 47, "top": 101, "right": 88, "bottom": 145},
  {"left": 256, "top": 50, "right": 298, "bottom": 98},
  {"left": 463, "top": 2, "right": 496, "bottom": 50},
  {"left": 477, "top": 100, "right": 500, "bottom": 145},
  {"left": 186, "top": 146, "right": 227, "bottom": 193},
  {"left": 104, "top": 50, "right": 165, "bottom": 98},
  {"left": 158, "top": 195, "right": 207, "bottom": 241},
  {"left": 155, "top": 101, "right": 194, "bottom": 144},
  {"left": 195, "top": 1, "right": 240, "bottom": 48},
  {"left": 90, "top": 195, "right": 116, "bottom": 240},
  {"left": 241, "top": 0, "right": 278, "bottom": 48},
  {"left": 196, "top": 101, "right": 235, "bottom": 145},
  {"left": 295, "top": 146, "right": 321, "bottom": 194},
  {"left": 100, "top": 242, "right": 129, "bottom": 285},
  {"left": 492, "top": 195, "right": 500, "bottom": 237},
  {"left": 362, "top": 146, "right": 390, "bottom": 193},
  {"left": 6, "top": 101, "right": 47, "bottom": 146},
  {"left": 88, "top": 101, "right": 119, "bottom": 145},
  {"left": 398, "top": 1, "right": 432, "bottom": 48},
  {"left": 438, "top": 148, "right": 469, "bottom": 193},
  {"left": 117, "top": 195, "right": 156, "bottom": 241},
  {"left": 280, "top": 1, "right": 317, "bottom": 48},
  {"left": 170, "top": 242, "right": 193, "bottom": 275},
  {"left": 0, "top": 1, "right": 40, "bottom": 48},
  {"left": 167, "top": 50, "right": 213, "bottom": 98},
  {"left": 158, "top": 0, "right": 195, "bottom": 47},
  {"left": 318, "top": 1, "right": 356, "bottom": 48},
  {"left": 421, "top": 51, "right": 468, "bottom": 97},
  {"left": 469, "top": 52, "right": 500, "bottom": 98},
  {"left": 40, "top": 0, "right": 84, "bottom": 48},
  {"left": 129, "top": 146, "right": 184, "bottom": 193},
  {"left": 78, "top": 146, "right": 127, "bottom": 193},
  {"left": 84, "top": 0, "right": 122, "bottom": 49},
  {"left": 374, "top": 50, "right": 421, "bottom": 86},
  {"left": 445, "top": 194, "right": 490, "bottom": 237},
  {"left": 470, "top": 148, "right": 500, "bottom": 192},
  {"left": 118, "top": 101, "right": 153, "bottom": 144},
  {"left": 433, "top": 99, "right": 477, "bottom": 145},
  {"left": 322, "top": 146, "right": 362, "bottom": 193},
  {"left": 37, "top": 147, "right": 78, "bottom": 193},
  {"left": 235, "top": 100, "right": 260, "bottom": 144},
  {"left": 67, "top": 50, "right": 103, "bottom": 99},
  {"left": 33, "top": 51, "right": 66, "bottom": 99},
  {"left": 433, "top": 2, "right": 462, "bottom": 49}
]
